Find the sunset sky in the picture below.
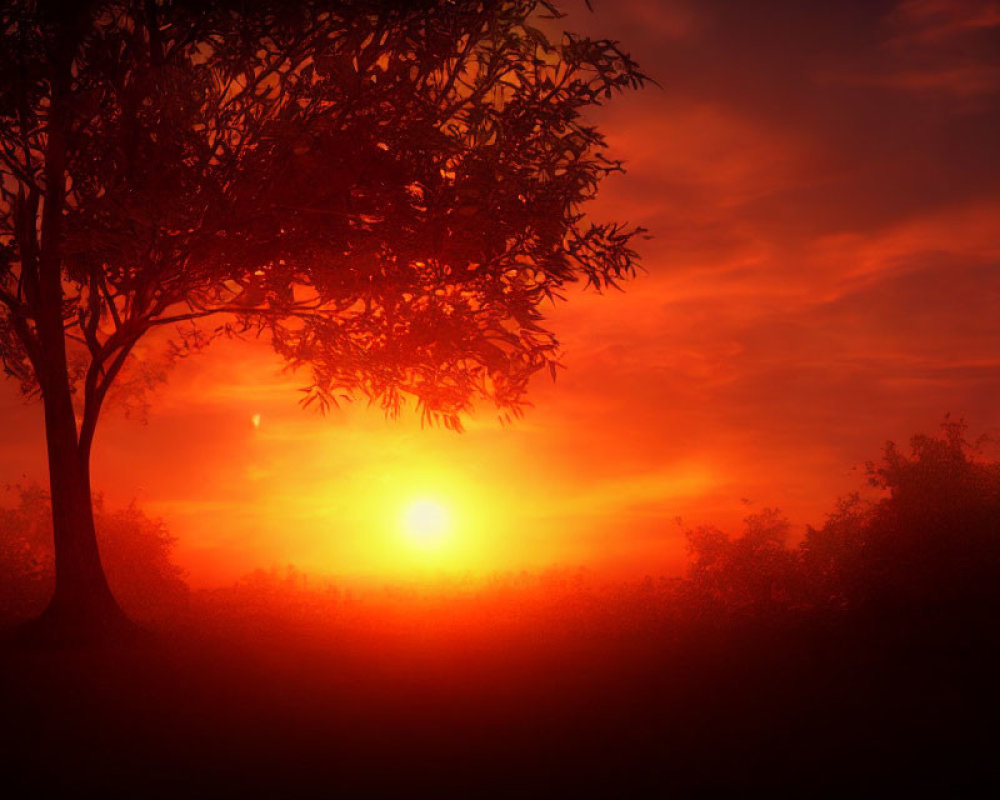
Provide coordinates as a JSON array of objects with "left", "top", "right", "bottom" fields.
[{"left": 2, "top": 0, "right": 999, "bottom": 585}]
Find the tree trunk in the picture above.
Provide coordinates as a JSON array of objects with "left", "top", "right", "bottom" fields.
[
  {"left": 21, "top": 15, "right": 134, "bottom": 644},
  {"left": 25, "top": 377, "right": 135, "bottom": 644},
  {"left": 43, "top": 405, "right": 127, "bottom": 621}
]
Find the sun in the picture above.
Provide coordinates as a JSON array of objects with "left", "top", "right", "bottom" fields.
[{"left": 402, "top": 500, "right": 450, "bottom": 547}]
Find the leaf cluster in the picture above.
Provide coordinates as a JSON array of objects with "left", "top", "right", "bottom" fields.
[{"left": 0, "top": 0, "right": 649, "bottom": 429}]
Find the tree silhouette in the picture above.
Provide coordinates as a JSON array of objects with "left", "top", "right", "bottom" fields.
[
  {"left": 681, "top": 419, "right": 1000, "bottom": 624},
  {"left": 0, "top": 0, "right": 647, "bottom": 637},
  {"left": 802, "top": 419, "right": 1000, "bottom": 617},
  {"left": 683, "top": 509, "right": 801, "bottom": 616}
]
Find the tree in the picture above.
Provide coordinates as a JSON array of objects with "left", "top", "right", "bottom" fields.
[
  {"left": 683, "top": 509, "right": 801, "bottom": 617},
  {"left": 0, "top": 0, "right": 647, "bottom": 637},
  {"left": 802, "top": 419, "right": 1000, "bottom": 616}
]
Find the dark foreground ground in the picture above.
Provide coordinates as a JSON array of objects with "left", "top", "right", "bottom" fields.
[{"left": 1, "top": 584, "right": 997, "bottom": 797}]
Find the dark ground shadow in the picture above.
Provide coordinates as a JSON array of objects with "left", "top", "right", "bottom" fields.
[{"left": 1, "top": 596, "right": 996, "bottom": 797}]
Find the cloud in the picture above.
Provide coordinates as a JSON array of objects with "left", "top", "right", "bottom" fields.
[
  {"left": 888, "top": 0, "right": 1000, "bottom": 44},
  {"left": 818, "top": 0, "right": 1000, "bottom": 98},
  {"left": 843, "top": 65, "right": 1000, "bottom": 96}
]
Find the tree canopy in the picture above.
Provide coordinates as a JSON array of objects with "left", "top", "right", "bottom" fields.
[{"left": 1, "top": 0, "right": 647, "bottom": 434}]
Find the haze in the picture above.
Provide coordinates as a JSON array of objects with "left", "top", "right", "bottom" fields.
[{"left": 1, "top": 0, "right": 997, "bottom": 585}]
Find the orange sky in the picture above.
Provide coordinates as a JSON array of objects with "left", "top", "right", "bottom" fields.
[{"left": 2, "top": 0, "right": 999, "bottom": 584}]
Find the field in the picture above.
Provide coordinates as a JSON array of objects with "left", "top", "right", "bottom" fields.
[
  {"left": 3, "top": 429, "right": 998, "bottom": 794},
  {"left": 2, "top": 571, "right": 995, "bottom": 795}
]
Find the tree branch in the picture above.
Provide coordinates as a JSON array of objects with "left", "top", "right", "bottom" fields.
[
  {"left": 78, "top": 334, "right": 138, "bottom": 463},
  {"left": 146, "top": 302, "right": 326, "bottom": 328},
  {"left": 97, "top": 271, "right": 123, "bottom": 332},
  {"left": 0, "top": 284, "right": 31, "bottom": 317}
]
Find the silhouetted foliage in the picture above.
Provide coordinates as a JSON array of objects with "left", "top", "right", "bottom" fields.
[
  {"left": 681, "top": 419, "right": 1000, "bottom": 629},
  {"left": 683, "top": 508, "right": 802, "bottom": 617},
  {"left": 0, "top": 485, "right": 52, "bottom": 617},
  {"left": 804, "top": 419, "right": 1000, "bottom": 617},
  {"left": 0, "top": 0, "right": 648, "bottom": 631},
  {"left": 0, "top": 485, "right": 188, "bottom": 621}
]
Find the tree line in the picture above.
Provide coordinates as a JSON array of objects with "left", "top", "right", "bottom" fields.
[{"left": 3, "top": 419, "right": 998, "bottom": 631}]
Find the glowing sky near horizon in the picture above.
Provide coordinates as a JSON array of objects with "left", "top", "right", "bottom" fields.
[{"left": 1, "top": 0, "right": 999, "bottom": 584}]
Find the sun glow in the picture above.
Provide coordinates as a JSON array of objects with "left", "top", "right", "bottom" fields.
[{"left": 402, "top": 500, "right": 450, "bottom": 547}]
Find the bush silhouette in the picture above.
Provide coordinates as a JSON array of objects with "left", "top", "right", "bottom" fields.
[
  {"left": 682, "top": 420, "right": 1000, "bottom": 629},
  {"left": 683, "top": 508, "right": 802, "bottom": 617},
  {"left": 803, "top": 420, "right": 1000, "bottom": 619},
  {"left": 0, "top": 486, "right": 188, "bottom": 622}
]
